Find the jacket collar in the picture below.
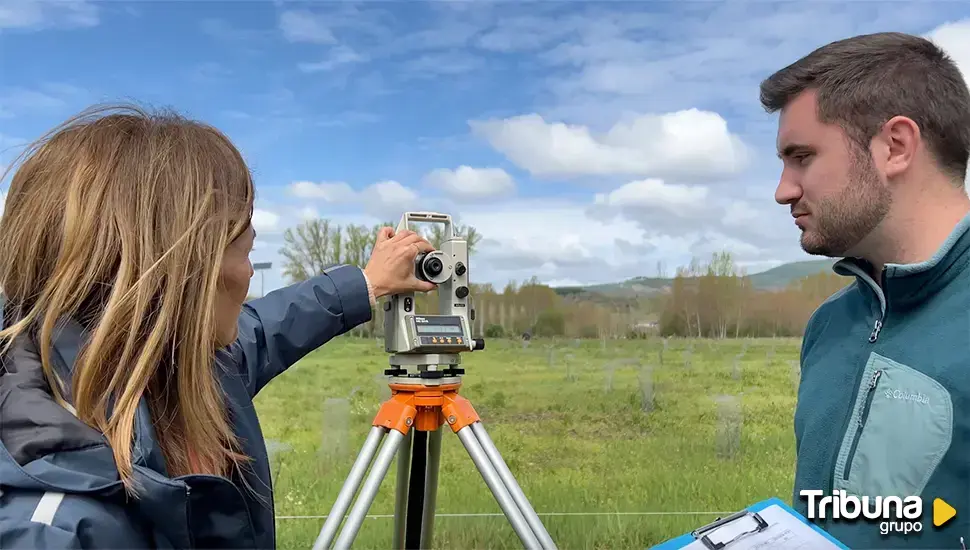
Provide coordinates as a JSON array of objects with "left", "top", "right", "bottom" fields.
[{"left": 833, "top": 211, "right": 970, "bottom": 312}]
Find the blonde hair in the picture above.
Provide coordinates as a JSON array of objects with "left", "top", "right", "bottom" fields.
[{"left": 0, "top": 104, "right": 255, "bottom": 492}]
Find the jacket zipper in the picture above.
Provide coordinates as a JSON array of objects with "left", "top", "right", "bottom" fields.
[
  {"left": 826, "top": 315, "right": 885, "bottom": 496},
  {"left": 177, "top": 473, "right": 259, "bottom": 549},
  {"left": 842, "top": 369, "right": 882, "bottom": 481},
  {"left": 823, "top": 262, "right": 887, "bottom": 517},
  {"left": 184, "top": 484, "right": 195, "bottom": 549},
  {"left": 869, "top": 319, "right": 883, "bottom": 342}
]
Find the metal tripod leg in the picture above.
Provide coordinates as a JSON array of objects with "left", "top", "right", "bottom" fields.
[
  {"left": 312, "top": 427, "right": 386, "bottom": 550},
  {"left": 403, "top": 430, "right": 428, "bottom": 548},
  {"left": 333, "top": 428, "right": 407, "bottom": 549},
  {"left": 393, "top": 430, "right": 413, "bottom": 549},
  {"left": 394, "top": 427, "right": 441, "bottom": 550},
  {"left": 419, "top": 428, "right": 443, "bottom": 549},
  {"left": 472, "top": 422, "right": 557, "bottom": 549},
  {"left": 329, "top": 427, "right": 408, "bottom": 550},
  {"left": 454, "top": 422, "right": 545, "bottom": 550}
]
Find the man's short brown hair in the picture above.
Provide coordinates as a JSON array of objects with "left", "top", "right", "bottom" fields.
[{"left": 760, "top": 32, "right": 970, "bottom": 183}]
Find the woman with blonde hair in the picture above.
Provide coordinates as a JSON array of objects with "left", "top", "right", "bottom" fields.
[{"left": 0, "top": 104, "right": 436, "bottom": 549}]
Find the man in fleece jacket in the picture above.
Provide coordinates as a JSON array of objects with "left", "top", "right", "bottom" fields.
[{"left": 759, "top": 32, "right": 970, "bottom": 549}]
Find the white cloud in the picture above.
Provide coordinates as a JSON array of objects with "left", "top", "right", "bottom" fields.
[
  {"left": 457, "top": 199, "right": 652, "bottom": 285},
  {"left": 289, "top": 181, "right": 357, "bottom": 202},
  {"left": 400, "top": 52, "right": 485, "bottom": 78},
  {"left": 451, "top": 188, "right": 807, "bottom": 287},
  {"left": 286, "top": 179, "right": 420, "bottom": 220},
  {"left": 422, "top": 166, "right": 515, "bottom": 200},
  {"left": 0, "top": 189, "right": 5, "bottom": 219},
  {"left": 0, "top": 88, "right": 65, "bottom": 119},
  {"left": 275, "top": 174, "right": 801, "bottom": 287},
  {"left": 298, "top": 45, "right": 367, "bottom": 73},
  {"left": 722, "top": 200, "right": 762, "bottom": 228},
  {"left": 0, "top": 0, "right": 99, "bottom": 30},
  {"left": 589, "top": 176, "right": 797, "bottom": 253},
  {"left": 688, "top": 233, "right": 763, "bottom": 262},
  {"left": 371, "top": 180, "right": 418, "bottom": 206},
  {"left": 448, "top": 194, "right": 793, "bottom": 287},
  {"left": 925, "top": 19, "right": 970, "bottom": 83},
  {"left": 300, "top": 206, "right": 319, "bottom": 220},
  {"left": 926, "top": 19, "right": 970, "bottom": 191},
  {"left": 0, "top": 84, "right": 88, "bottom": 120},
  {"left": 513, "top": 3, "right": 959, "bottom": 128},
  {"left": 475, "top": 14, "right": 574, "bottom": 53},
  {"left": 469, "top": 109, "right": 749, "bottom": 181},
  {"left": 593, "top": 179, "right": 708, "bottom": 214},
  {"left": 278, "top": 10, "right": 336, "bottom": 44},
  {"left": 252, "top": 209, "right": 280, "bottom": 233}
]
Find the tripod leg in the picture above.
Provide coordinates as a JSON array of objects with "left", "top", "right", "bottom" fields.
[
  {"left": 312, "top": 426, "right": 386, "bottom": 550},
  {"left": 393, "top": 430, "right": 413, "bottom": 549},
  {"left": 404, "top": 430, "right": 428, "bottom": 548},
  {"left": 471, "top": 422, "right": 557, "bottom": 550},
  {"left": 454, "top": 425, "right": 543, "bottom": 550},
  {"left": 419, "top": 428, "right": 443, "bottom": 549},
  {"left": 333, "top": 428, "right": 409, "bottom": 550}
]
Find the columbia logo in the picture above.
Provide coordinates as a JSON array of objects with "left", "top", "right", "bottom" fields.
[{"left": 885, "top": 389, "right": 929, "bottom": 405}]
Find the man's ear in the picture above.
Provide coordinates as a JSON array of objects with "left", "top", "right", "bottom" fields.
[{"left": 880, "top": 115, "right": 920, "bottom": 179}]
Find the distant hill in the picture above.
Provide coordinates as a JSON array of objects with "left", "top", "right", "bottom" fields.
[
  {"left": 745, "top": 259, "right": 839, "bottom": 289},
  {"left": 553, "top": 259, "right": 837, "bottom": 299}
]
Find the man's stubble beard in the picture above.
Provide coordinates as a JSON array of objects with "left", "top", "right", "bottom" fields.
[{"left": 800, "top": 151, "right": 892, "bottom": 258}]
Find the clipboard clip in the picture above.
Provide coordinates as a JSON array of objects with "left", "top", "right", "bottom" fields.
[{"left": 690, "top": 509, "right": 770, "bottom": 550}]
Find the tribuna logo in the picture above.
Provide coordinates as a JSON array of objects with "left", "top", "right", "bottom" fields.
[{"left": 800, "top": 490, "right": 923, "bottom": 534}]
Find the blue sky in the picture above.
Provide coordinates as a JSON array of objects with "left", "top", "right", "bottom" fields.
[{"left": 2, "top": 1, "right": 970, "bottom": 296}]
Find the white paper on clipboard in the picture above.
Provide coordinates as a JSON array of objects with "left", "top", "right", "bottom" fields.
[{"left": 681, "top": 504, "right": 843, "bottom": 549}]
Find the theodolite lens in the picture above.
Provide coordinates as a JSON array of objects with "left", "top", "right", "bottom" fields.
[{"left": 424, "top": 256, "right": 443, "bottom": 277}]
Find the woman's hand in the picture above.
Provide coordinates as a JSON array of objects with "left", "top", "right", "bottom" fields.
[{"left": 363, "top": 227, "right": 437, "bottom": 299}]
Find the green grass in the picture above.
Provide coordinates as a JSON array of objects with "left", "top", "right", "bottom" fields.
[{"left": 255, "top": 336, "right": 802, "bottom": 549}]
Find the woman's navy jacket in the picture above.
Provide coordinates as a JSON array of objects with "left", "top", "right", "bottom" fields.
[{"left": 0, "top": 264, "right": 373, "bottom": 549}]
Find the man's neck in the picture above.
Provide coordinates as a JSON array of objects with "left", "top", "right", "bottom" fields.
[{"left": 862, "top": 180, "right": 970, "bottom": 274}]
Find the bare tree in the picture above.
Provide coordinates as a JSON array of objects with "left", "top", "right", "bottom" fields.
[
  {"left": 279, "top": 219, "right": 341, "bottom": 283},
  {"left": 343, "top": 224, "right": 373, "bottom": 267}
]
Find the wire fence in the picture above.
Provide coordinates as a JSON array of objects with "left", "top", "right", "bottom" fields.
[{"left": 276, "top": 511, "right": 733, "bottom": 520}]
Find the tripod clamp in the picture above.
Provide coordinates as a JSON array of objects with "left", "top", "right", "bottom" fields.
[{"left": 384, "top": 352, "right": 465, "bottom": 379}]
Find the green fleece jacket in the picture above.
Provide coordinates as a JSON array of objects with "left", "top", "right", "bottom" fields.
[{"left": 793, "top": 212, "right": 970, "bottom": 549}]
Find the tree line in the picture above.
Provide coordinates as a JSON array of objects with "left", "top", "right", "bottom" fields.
[
  {"left": 273, "top": 219, "right": 852, "bottom": 339},
  {"left": 657, "top": 252, "right": 850, "bottom": 338}
]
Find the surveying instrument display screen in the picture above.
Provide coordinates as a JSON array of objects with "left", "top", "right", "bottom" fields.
[
  {"left": 313, "top": 212, "right": 556, "bottom": 550},
  {"left": 410, "top": 315, "right": 472, "bottom": 350},
  {"left": 415, "top": 321, "right": 461, "bottom": 333}
]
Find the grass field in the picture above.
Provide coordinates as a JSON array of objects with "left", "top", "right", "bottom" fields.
[{"left": 254, "top": 336, "right": 803, "bottom": 549}]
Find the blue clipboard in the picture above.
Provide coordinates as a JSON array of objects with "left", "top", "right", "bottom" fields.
[{"left": 649, "top": 497, "right": 848, "bottom": 549}]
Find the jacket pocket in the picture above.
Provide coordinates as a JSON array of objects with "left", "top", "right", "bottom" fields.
[{"left": 833, "top": 352, "right": 952, "bottom": 498}]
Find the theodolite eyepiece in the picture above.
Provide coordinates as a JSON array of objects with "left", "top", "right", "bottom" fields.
[{"left": 415, "top": 251, "right": 448, "bottom": 284}]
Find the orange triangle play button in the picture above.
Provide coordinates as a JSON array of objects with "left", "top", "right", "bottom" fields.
[{"left": 934, "top": 498, "right": 956, "bottom": 527}]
